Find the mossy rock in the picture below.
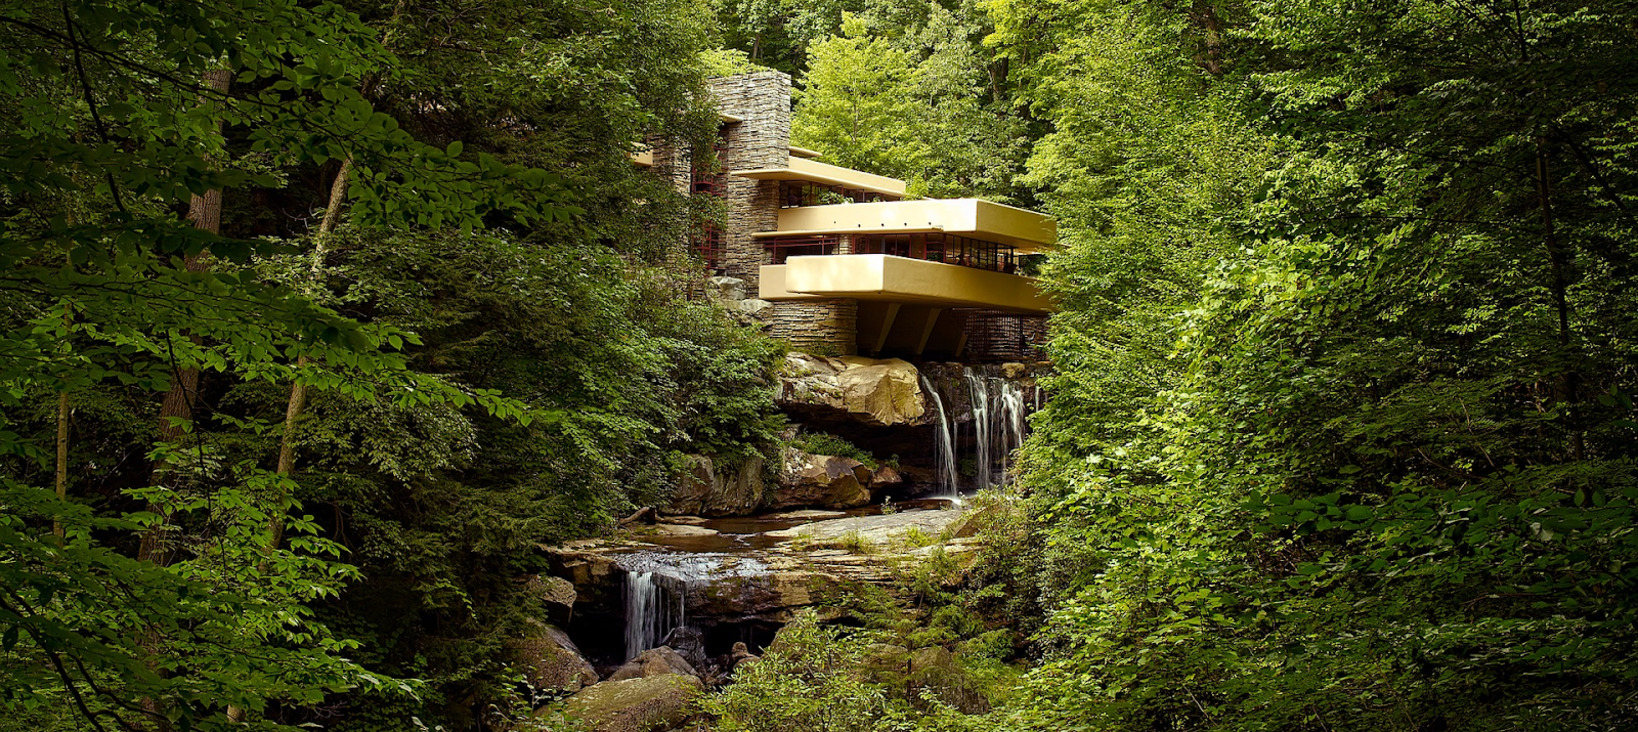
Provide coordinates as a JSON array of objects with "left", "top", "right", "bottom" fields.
[{"left": 555, "top": 674, "right": 704, "bottom": 732}]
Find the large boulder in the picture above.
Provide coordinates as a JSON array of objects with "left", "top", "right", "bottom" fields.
[
  {"left": 707, "top": 276, "right": 747, "bottom": 302},
  {"left": 557, "top": 674, "right": 703, "bottom": 732},
  {"left": 772, "top": 448, "right": 871, "bottom": 509},
  {"left": 522, "top": 574, "right": 578, "bottom": 625},
  {"left": 506, "top": 619, "right": 598, "bottom": 694},
  {"left": 872, "top": 465, "right": 905, "bottom": 489},
  {"left": 778, "top": 354, "right": 927, "bottom": 427},
  {"left": 658, "top": 627, "right": 712, "bottom": 675},
  {"left": 606, "top": 646, "right": 699, "bottom": 682},
  {"left": 666, "top": 454, "right": 767, "bottom": 516}
]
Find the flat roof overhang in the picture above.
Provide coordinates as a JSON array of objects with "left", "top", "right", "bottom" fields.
[
  {"left": 760, "top": 199, "right": 1057, "bottom": 252},
  {"left": 730, "top": 158, "right": 907, "bottom": 198},
  {"left": 759, "top": 255, "right": 1054, "bottom": 315}
]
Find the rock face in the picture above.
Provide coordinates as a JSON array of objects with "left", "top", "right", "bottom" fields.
[
  {"left": 687, "top": 569, "right": 829, "bottom": 621},
  {"left": 706, "top": 276, "right": 773, "bottom": 319},
  {"left": 778, "top": 354, "right": 927, "bottom": 427},
  {"left": 764, "top": 507, "right": 965, "bottom": 546},
  {"left": 507, "top": 619, "right": 598, "bottom": 693},
  {"left": 667, "top": 454, "right": 766, "bottom": 516},
  {"left": 707, "top": 276, "right": 747, "bottom": 302},
  {"left": 558, "top": 674, "right": 703, "bottom": 732},
  {"left": 772, "top": 448, "right": 871, "bottom": 509},
  {"left": 607, "top": 646, "right": 699, "bottom": 682},
  {"left": 524, "top": 574, "right": 578, "bottom": 625}
]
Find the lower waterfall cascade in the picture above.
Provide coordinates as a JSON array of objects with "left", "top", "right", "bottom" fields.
[
  {"left": 617, "top": 551, "right": 770, "bottom": 661},
  {"left": 623, "top": 567, "right": 686, "bottom": 661}
]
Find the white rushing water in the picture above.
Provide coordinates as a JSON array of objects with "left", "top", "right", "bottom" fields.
[
  {"left": 921, "top": 374, "right": 960, "bottom": 500},
  {"left": 623, "top": 570, "right": 686, "bottom": 661},
  {"left": 924, "top": 366, "right": 1037, "bottom": 497},
  {"left": 619, "top": 551, "right": 768, "bottom": 660},
  {"left": 964, "top": 371, "right": 994, "bottom": 492}
]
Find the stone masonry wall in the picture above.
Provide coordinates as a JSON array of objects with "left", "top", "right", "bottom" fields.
[
  {"left": 707, "top": 73, "right": 791, "bottom": 291},
  {"left": 769, "top": 299, "right": 858, "bottom": 356}
]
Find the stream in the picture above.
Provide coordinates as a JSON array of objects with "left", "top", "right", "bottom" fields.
[{"left": 554, "top": 365, "right": 1041, "bottom": 670}]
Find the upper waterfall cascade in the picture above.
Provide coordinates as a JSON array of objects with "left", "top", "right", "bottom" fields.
[{"left": 921, "top": 365, "right": 1040, "bottom": 497}]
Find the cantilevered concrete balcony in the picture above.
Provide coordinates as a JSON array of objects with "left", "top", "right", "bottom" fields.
[
  {"left": 731, "top": 157, "right": 908, "bottom": 198},
  {"left": 760, "top": 254, "right": 1053, "bottom": 315},
  {"left": 757, "top": 199, "right": 1056, "bottom": 252}
]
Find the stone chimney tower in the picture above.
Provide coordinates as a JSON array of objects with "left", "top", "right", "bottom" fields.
[{"left": 706, "top": 72, "right": 792, "bottom": 290}]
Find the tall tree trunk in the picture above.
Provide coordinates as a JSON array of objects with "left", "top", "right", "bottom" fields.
[
  {"left": 1191, "top": 2, "right": 1225, "bottom": 76},
  {"left": 137, "top": 66, "right": 232, "bottom": 567},
  {"left": 267, "top": 158, "right": 351, "bottom": 554},
  {"left": 1534, "top": 138, "right": 1584, "bottom": 460},
  {"left": 138, "top": 66, "right": 230, "bottom": 732},
  {"left": 52, "top": 391, "right": 69, "bottom": 542}
]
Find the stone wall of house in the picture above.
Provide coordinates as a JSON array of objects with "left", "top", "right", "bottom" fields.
[
  {"left": 768, "top": 299, "right": 858, "bottom": 356},
  {"left": 707, "top": 72, "right": 791, "bottom": 291}
]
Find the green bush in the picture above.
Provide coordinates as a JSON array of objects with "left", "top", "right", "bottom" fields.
[
  {"left": 793, "top": 431, "right": 879, "bottom": 469},
  {"left": 704, "top": 613, "right": 891, "bottom": 732}
]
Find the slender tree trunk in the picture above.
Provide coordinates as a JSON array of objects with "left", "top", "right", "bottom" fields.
[
  {"left": 267, "top": 158, "right": 351, "bottom": 554},
  {"left": 139, "top": 66, "right": 231, "bottom": 732},
  {"left": 229, "top": 9, "right": 393, "bottom": 719},
  {"left": 1191, "top": 2, "right": 1225, "bottom": 76},
  {"left": 225, "top": 145, "right": 353, "bottom": 732},
  {"left": 1533, "top": 138, "right": 1584, "bottom": 460},
  {"left": 52, "top": 391, "right": 69, "bottom": 541}
]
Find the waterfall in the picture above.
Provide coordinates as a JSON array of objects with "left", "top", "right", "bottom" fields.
[
  {"left": 618, "top": 551, "right": 767, "bottom": 660},
  {"left": 923, "top": 365, "right": 1037, "bottom": 497},
  {"left": 1000, "top": 383, "right": 1026, "bottom": 482},
  {"left": 964, "top": 371, "right": 993, "bottom": 491},
  {"left": 920, "top": 374, "right": 959, "bottom": 499},
  {"left": 623, "top": 570, "right": 685, "bottom": 661}
]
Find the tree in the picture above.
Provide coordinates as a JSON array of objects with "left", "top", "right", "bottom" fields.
[
  {"left": 999, "top": 0, "right": 1638, "bottom": 729},
  {"left": 791, "top": 6, "right": 1033, "bottom": 201},
  {"left": 0, "top": 0, "right": 566, "bottom": 728}
]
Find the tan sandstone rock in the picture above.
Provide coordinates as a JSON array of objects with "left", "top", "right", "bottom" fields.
[
  {"left": 772, "top": 448, "right": 871, "bottom": 509},
  {"left": 778, "top": 353, "right": 927, "bottom": 427}
]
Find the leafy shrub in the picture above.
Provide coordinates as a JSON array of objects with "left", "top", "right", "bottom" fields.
[
  {"left": 704, "top": 612, "right": 891, "bottom": 732},
  {"left": 794, "top": 430, "right": 879, "bottom": 469}
]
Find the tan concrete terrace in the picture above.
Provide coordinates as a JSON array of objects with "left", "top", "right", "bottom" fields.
[
  {"left": 757, "top": 198, "right": 1056, "bottom": 252},
  {"left": 731, "top": 157, "right": 908, "bottom": 198},
  {"left": 759, "top": 254, "right": 1053, "bottom": 315}
]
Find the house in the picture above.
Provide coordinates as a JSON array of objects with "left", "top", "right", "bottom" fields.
[{"left": 640, "top": 72, "right": 1056, "bottom": 362}]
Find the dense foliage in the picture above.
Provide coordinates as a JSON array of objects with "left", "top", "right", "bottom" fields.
[
  {"left": 0, "top": 1, "right": 781, "bottom": 730},
  {"left": 7, "top": 0, "right": 1636, "bottom": 730},
  {"left": 997, "top": 0, "right": 1638, "bottom": 730}
]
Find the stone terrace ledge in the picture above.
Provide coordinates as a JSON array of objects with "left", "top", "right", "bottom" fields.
[{"left": 760, "top": 254, "right": 1053, "bottom": 314}]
